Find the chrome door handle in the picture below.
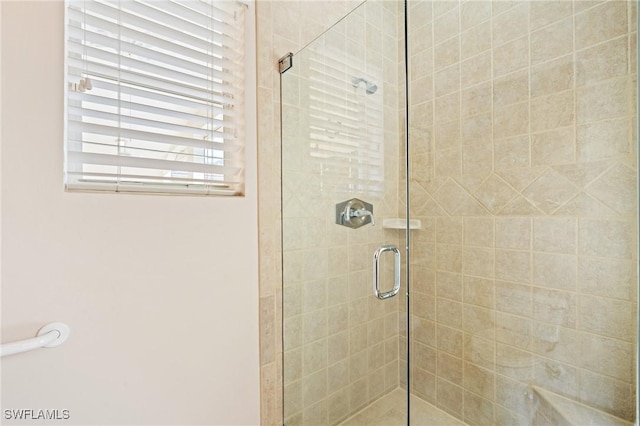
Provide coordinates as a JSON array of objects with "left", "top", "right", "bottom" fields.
[{"left": 373, "top": 245, "right": 401, "bottom": 300}]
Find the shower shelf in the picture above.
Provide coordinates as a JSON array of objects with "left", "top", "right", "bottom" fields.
[{"left": 382, "top": 219, "right": 422, "bottom": 230}]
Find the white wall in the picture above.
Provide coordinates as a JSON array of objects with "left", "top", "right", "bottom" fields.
[{"left": 0, "top": 2, "right": 260, "bottom": 425}]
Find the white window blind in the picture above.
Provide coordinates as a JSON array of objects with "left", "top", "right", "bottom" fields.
[{"left": 65, "top": 0, "right": 246, "bottom": 196}]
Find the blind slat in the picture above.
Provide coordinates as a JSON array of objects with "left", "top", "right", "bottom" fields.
[
  {"left": 67, "top": 105, "right": 231, "bottom": 138},
  {"left": 67, "top": 7, "right": 236, "bottom": 58},
  {"left": 67, "top": 61, "right": 234, "bottom": 104},
  {"left": 67, "top": 24, "right": 239, "bottom": 73},
  {"left": 68, "top": 41, "right": 240, "bottom": 90},
  {"left": 65, "top": 0, "right": 246, "bottom": 195},
  {"left": 67, "top": 171, "right": 237, "bottom": 186},
  {"left": 85, "top": 78, "right": 231, "bottom": 112},
  {"left": 112, "top": 0, "right": 242, "bottom": 39},
  {"left": 67, "top": 122, "right": 242, "bottom": 151},
  {"left": 68, "top": 151, "right": 243, "bottom": 177},
  {"left": 70, "top": 140, "right": 243, "bottom": 161},
  {"left": 76, "top": 0, "right": 242, "bottom": 41},
  {"left": 68, "top": 92, "right": 235, "bottom": 126},
  {"left": 66, "top": 181, "right": 239, "bottom": 196}
]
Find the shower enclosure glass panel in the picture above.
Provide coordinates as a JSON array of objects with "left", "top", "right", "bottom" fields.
[
  {"left": 280, "top": 2, "right": 410, "bottom": 424},
  {"left": 281, "top": 0, "right": 638, "bottom": 425},
  {"left": 407, "top": 1, "right": 638, "bottom": 425}
]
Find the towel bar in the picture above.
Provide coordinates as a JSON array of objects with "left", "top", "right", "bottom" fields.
[{"left": 1, "top": 323, "right": 70, "bottom": 357}]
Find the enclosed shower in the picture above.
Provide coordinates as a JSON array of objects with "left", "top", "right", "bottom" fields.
[{"left": 279, "top": 1, "right": 638, "bottom": 425}]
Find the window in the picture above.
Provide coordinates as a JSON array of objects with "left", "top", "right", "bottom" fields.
[{"left": 65, "top": 0, "right": 249, "bottom": 196}]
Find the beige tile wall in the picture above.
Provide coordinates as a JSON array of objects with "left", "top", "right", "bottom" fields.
[
  {"left": 407, "top": 0, "right": 637, "bottom": 424},
  {"left": 279, "top": 2, "right": 406, "bottom": 424},
  {"left": 257, "top": 1, "right": 375, "bottom": 424}
]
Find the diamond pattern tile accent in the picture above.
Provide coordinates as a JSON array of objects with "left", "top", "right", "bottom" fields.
[
  {"left": 416, "top": 198, "right": 447, "bottom": 216},
  {"left": 473, "top": 174, "right": 519, "bottom": 214},
  {"left": 522, "top": 168, "right": 579, "bottom": 214},
  {"left": 585, "top": 163, "right": 637, "bottom": 215},
  {"left": 432, "top": 178, "right": 476, "bottom": 214},
  {"left": 552, "top": 160, "right": 614, "bottom": 189},
  {"left": 417, "top": 176, "right": 448, "bottom": 195},
  {"left": 453, "top": 196, "right": 491, "bottom": 216},
  {"left": 499, "top": 196, "right": 544, "bottom": 216},
  {"left": 460, "top": 174, "right": 491, "bottom": 194},
  {"left": 411, "top": 181, "right": 431, "bottom": 210},
  {"left": 496, "top": 167, "right": 547, "bottom": 192},
  {"left": 553, "top": 192, "right": 617, "bottom": 216}
]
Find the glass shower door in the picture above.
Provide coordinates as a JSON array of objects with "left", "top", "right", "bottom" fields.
[{"left": 280, "top": 1, "right": 410, "bottom": 424}]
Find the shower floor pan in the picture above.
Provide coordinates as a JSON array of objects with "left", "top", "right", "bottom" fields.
[{"left": 338, "top": 388, "right": 463, "bottom": 426}]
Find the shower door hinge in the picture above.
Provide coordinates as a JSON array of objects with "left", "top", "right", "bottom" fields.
[{"left": 279, "top": 53, "right": 293, "bottom": 74}]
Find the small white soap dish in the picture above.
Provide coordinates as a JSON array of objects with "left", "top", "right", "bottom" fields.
[{"left": 382, "top": 218, "right": 422, "bottom": 230}]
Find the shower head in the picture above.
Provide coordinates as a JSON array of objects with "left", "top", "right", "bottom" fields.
[
  {"left": 351, "top": 76, "right": 378, "bottom": 94},
  {"left": 365, "top": 81, "right": 377, "bottom": 95}
]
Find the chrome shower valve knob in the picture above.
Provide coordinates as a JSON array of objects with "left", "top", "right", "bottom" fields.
[{"left": 336, "top": 198, "right": 374, "bottom": 229}]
